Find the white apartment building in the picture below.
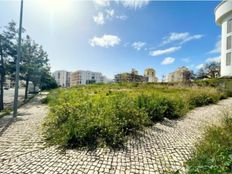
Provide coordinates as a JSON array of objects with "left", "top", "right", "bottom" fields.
[
  {"left": 53, "top": 70, "right": 70, "bottom": 87},
  {"left": 70, "top": 70, "right": 103, "bottom": 86},
  {"left": 215, "top": 0, "right": 232, "bottom": 76}
]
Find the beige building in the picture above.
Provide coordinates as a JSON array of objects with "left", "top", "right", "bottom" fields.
[
  {"left": 131, "top": 68, "right": 139, "bottom": 75},
  {"left": 114, "top": 68, "right": 146, "bottom": 83},
  {"left": 70, "top": 70, "right": 103, "bottom": 86},
  {"left": 166, "top": 67, "right": 190, "bottom": 82},
  {"left": 144, "top": 68, "right": 158, "bottom": 82}
]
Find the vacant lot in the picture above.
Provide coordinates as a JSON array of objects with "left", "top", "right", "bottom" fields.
[{"left": 43, "top": 82, "right": 232, "bottom": 149}]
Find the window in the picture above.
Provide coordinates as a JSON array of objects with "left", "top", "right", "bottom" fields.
[
  {"left": 227, "top": 36, "right": 232, "bottom": 50},
  {"left": 226, "top": 52, "right": 231, "bottom": 66},
  {"left": 58, "top": 72, "right": 60, "bottom": 79},
  {"left": 228, "top": 19, "right": 232, "bottom": 33}
]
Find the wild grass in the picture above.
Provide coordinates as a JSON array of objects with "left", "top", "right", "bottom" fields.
[
  {"left": 42, "top": 82, "right": 231, "bottom": 149},
  {"left": 186, "top": 112, "right": 232, "bottom": 174}
]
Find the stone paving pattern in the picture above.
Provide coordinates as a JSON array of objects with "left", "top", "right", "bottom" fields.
[{"left": 0, "top": 94, "right": 232, "bottom": 174}]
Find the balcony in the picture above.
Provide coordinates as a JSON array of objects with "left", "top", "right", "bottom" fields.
[{"left": 215, "top": 0, "right": 232, "bottom": 25}]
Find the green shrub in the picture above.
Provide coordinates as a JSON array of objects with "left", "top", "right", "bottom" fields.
[
  {"left": 43, "top": 92, "right": 149, "bottom": 148},
  {"left": 187, "top": 113, "right": 232, "bottom": 174},
  {"left": 194, "top": 78, "right": 232, "bottom": 99},
  {"left": 137, "top": 94, "right": 187, "bottom": 121},
  {"left": 41, "top": 97, "right": 48, "bottom": 104},
  {"left": 187, "top": 88, "right": 220, "bottom": 109},
  {"left": 43, "top": 83, "right": 224, "bottom": 149}
]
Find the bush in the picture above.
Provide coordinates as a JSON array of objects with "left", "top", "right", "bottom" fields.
[
  {"left": 41, "top": 97, "right": 48, "bottom": 104},
  {"left": 186, "top": 113, "right": 232, "bottom": 174},
  {"left": 194, "top": 78, "right": 232, "bottom": 99},
  {"left": 43, "top": 83, "right": 224, "bottom": 149},
  {"left": 187, "top": 88, "right": 221, "bottom": 109},
  {"left": 43, "top": 92, "right": 149, "bottom": 148},
  {"left": 137, "top": 94, "right": 187, "bottom": 121}
]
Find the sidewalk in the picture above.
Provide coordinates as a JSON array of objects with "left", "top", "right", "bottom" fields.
[{"left": 0, "top": 95, "right": 232, "bottom": 174}]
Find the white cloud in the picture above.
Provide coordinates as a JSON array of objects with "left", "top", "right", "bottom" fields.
[
  {"left": 93, "top": 12, "right": 105, "bottom": 25},
  {"left": 149, "top": 46, "right": 181, "bottom": 57},
  {"left": 119, "top": 0, "right": 150, "bottom": 9},
  {"left": 93, "top": 9, "right": 127, "bottom": 25},
  {"left": 162, "top": 32, "right": 203, "bottom": 45},
  {"left": 163, "top": 32, "right": 189, "bottom": 44},
  {"left": 161, "top": 57, "right": 175, "bottom": 65},
  {"left": 132, "top": 41, "right": 146, "bottom": 51},
  {"left": 94, "top": 0, "right": 110, "bottom": 7},
  {"left": 196, "top": 64, "right": 204, "bottom": 69},
  {"left": 208, "top": 38, "right": 221, "bottom": 54},
  {"left": 106, "top": 9, "right": 114, "bottom": 18},
  {"left": 206, "top": 56, "right": 221, "bottom": 63},
  {"left": 115, "top": 15, "right": 128, "bottom": 20},
  {"left": 181, "top": 34, "right": 203, "bottom": 44},
  {"left": 93, "top": 0, "right": 150, "bottom": 9},
  {"left": 89, "top": 34, "right": 121, "bottom": 48}
]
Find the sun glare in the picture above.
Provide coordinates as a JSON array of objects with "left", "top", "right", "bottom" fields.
[{"left": 42, "top": 0, "right": 72, "bottom": 12}]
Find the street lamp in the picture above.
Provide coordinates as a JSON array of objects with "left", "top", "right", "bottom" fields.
[{"left": 13, "top": 0, "right": 23, "bottom": 118}]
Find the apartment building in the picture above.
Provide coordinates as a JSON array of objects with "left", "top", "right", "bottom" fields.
[
  {"left": 53, "top": 70, "right": 70, "bottom": 87},
  {"left": 114, "top": 69, "right": 146, "bottom": 83},
  {"left": 70, "top": 70, "right": 103, "bottom": 86},
  {"left": 215, "top": 0, "right": 232, "bottom": 77},
  {"left": 144, "top": 68, "right": 158, "bottom": 82},
  {"left": 166, "top": 67, "right": 189, "bottom": 82}
]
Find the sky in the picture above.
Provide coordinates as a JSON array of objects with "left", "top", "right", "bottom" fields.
[{"left": 0, "top": 0, "right": 222, "bottom": 80}]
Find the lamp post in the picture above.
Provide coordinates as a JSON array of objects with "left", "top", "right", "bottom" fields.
[{"left": 13, "top": 0, "right": 23, "bottom": 118}]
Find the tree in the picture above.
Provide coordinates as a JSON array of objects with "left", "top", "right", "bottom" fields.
[
  {"left": 196, "top": 62, "right": 220, "bottom": 79},
  {"left": 183, "top": 70, "right": 195, "bottom": 84},
  {"left": 40, "top": 67, "right": 58, "bottom": 90},
  {"left": 0, "top": 20, "right": 54, "bottom": 105},
  {"left": 205, "top": 62, "right": 220, "bottom": 78},
  {"left": 196, "top": 68, "right": 207, "bottom": 79},
  {"left": 0, "top": 21, "right": 18, "bottom": 111},
  {"left": 21, "top": 35, "right": 35, "bottom": 99},
  {"left": 21, "top": 36, "right": 50, "bottom": 98}
]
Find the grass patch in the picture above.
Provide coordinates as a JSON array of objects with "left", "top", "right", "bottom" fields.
[
  {"left": 0, "top": 107, "right": 12, "bottom": 118},
  {"left": 42, "top": 83, "right": 229, "bottom": 149},
  {"left": 186, "top": 112, "right": 232, "bottom": 174}
]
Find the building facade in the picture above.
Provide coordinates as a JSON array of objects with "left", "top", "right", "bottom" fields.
[
  {"left": 166, "top": 67, "right": 189, "bottom": 82},
  {"left": 53, "top": 70, "right": 70, "bottom": 87},
  {"left": 144, "top": 68, "right": 158, "bottom": 82},
  {"left": 114, "top": 69, "right": 146, "bottom": 83},
  {"left": 70, "top": 70, "right": 103, "bottom": 86},
  {"left": 215, "top": 0, "right": 232, "bottom": 76}
]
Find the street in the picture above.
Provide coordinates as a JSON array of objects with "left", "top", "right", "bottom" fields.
[{"left": 3, "top": 88, "right": 26, "bottom": 107}]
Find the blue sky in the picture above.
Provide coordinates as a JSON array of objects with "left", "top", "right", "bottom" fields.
[{"left": 0, "top": 0, "right": 221, "bottom": 80}]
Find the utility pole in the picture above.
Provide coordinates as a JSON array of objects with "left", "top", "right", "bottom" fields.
[
  {"left": 13, "top": 0, "right": 23, "bottom": 118},
  {"left": 0, "top": 35, "right": 4, "bottom": 111}
]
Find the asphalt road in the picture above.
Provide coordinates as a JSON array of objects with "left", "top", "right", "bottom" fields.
[{"left": 3, "top": 88, "right": 26, "bottom": 106}]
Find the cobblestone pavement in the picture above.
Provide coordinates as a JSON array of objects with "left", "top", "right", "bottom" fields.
[{"left": 0, "top": 95, "right": 232, "bottom": 174}]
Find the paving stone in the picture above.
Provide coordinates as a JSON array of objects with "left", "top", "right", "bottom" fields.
[{"left": 0, "top": 94, "right": 232, "bottom": 173}]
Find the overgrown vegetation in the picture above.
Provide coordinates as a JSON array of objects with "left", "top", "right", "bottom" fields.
[
  {"left": 43, "top": 81, "right": 232, "bottom": 149},
  {"left": 186, "top": 112, "right": 232, "bottom": 174}
]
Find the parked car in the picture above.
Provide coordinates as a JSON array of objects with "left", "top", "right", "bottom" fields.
[{"left": 28, "top": 82, "right": 40, "bottom": 94}]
